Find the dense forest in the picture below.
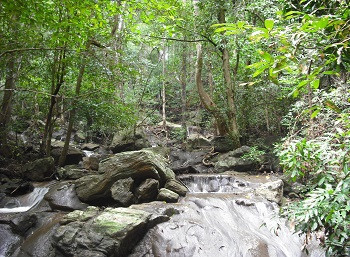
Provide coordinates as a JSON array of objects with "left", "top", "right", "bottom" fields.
[{"left": 0, "top": 0, "right": 349, "bottom": 256}]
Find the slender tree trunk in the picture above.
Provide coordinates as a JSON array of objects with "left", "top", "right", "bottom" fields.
[
  {"left": 58, "top": 44, "right": 89, "bottom": 166},
  {"left": 181, "top": 41, "right": 187, "bottom": 131},
  {"left": 41, "top": 48, "right": 66, "bottom": 155},
  {"left": 161, "top": 41, "right": 168, "bottom": 138},
  {"left": 0, "top": 56, "right": 18, "bottom": 150},
  {"left": 218, "top": 7, "right": 240, "bottom": 147}
]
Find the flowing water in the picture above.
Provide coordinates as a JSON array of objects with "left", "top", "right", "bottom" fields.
[
  {"left": 130, "top": 174, "right": 325, "bottom": 257},
  {"left": 0, "top": 186, "right": 49, "bottom": 214}
]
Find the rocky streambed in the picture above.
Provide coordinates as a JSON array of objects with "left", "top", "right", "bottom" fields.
[{"left": 0, "top": 146, "right": 325, "bottom": 257}]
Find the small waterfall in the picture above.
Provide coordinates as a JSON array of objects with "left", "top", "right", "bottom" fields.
[
  {"left": 0, "top": 187, "right": 49, "bottom": 214},
  {"left": 178, "top": 174, "right": 260, "bottom": 193},
  {"left": 83, "top": 150, "right": 94, "bottom": 157}
]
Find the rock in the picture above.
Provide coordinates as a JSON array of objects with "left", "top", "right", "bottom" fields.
[
  {"left": 186, "top": 133, "right": 211, "bottom": 149},
  {"left": 169, "top": 149, "right": 210, "bottom": 174},
  {"left": 130, "top": 201, "right": 179, "bottom": 227},
  {"left": 210, "top": 136, "right": 236, "bottom": 152},
  {"left": 215, "top": 157, "right": 257, "bottom": 172},
  {"left": 10, "top": 213, "right": 38, "bottom": 236},
  {"left": 157, "top": 188, "right": 179, "bottom": 203},
  {"left": 44, "top": 182, "right": 88, "bottom": 211},
  {"left": 229, "top": 145, "right": 251, "bottom": 158},
  {"left": 256, "top": 179, "right": 284, "bottom": 204},
  {"left": 82, "top": 143, "right": 100, "bottom": 151},
  {"left": 110, "top": 178, "right": 135, "bottom": 206},
  {"left": 99, "top": 149, "right": 175, "bottom": 184},
  {"left": 51, "top": 140, "right": 65, "bottom": 148},
  {"left": 75, "top": 150, "right": 178, "bottom": 203},
  {"left": 164, "top": 179, "right": 187, "bottom": 196},
  {"left": 0, "top": 224, "right": 21, "bottom": 257},
  {"left": 53, "top": 207, "right": 160, "bottom": 257},
  {"left": 51, "top": 147, "right": 84, "bottom": 165},
  {"left": 110, "top": 128, "right": 151, "bottom": 154},
  {"left": 0, "top": 179, "right": 34, "bottom": 196},
  {"left": 74, "top": 132, "right": 86, "bottom": 143},
  {"left": 23, "top": 157, "right": 55, "bottom": 181},
  {"left": 135, "top": 178, "right": 159, "bottom": 203},
  {"left": 214, "top": 146, "right": 257, "bottom": 172},
  {"left": 57, "top": 165, "right": 92, "bottom": 180},
  {"left": 82, "top": 156, "right": 99, "bottom": 170}
]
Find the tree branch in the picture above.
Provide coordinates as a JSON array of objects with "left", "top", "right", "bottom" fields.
[
  {"left": 145, "top": 35, "right": 207, "bottom": 43},
  {"left": 0, "top": 47, "right": 72, "bottom": 58}
]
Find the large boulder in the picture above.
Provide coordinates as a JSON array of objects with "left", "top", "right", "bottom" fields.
[
  {"left": 51, "top": 147, "right": 84, "bottom": 165},
  {"left": 82, "top": 143, "right": 100, "bottom": 151},
  {"left": 110, "top": 128, "right": 150, "bottom": 154},
  {"left": 75, "top": 150, "right": 178, "bottom": 203},
  {"left": 23, "top": 157, "right": 55, "bottom": 181},
  {"left": 110, "top": 178, "right": 135, "bottom": 206},
  {"left": 44, "top": 182, "right": 88, "bottom": 211},
  {"left": 215, "top": 146, "right": 257, "bottom": 172},
  {"left": 53, "top": 206, "right": 163, "bottom": 257}
]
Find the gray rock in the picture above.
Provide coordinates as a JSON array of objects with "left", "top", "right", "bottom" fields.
[
  {"left": 210, "top": 136, "right": 236, "bottom": 152},
  {"left": 51, "top": 147, "right": 84, "bottom": 165},
  {"left": 256, "top": 179, "right": 284, "bottom": 204},
  {"left": 135, "top": 178, "right": 159, "bottom": 203},
  {"left": 53, "top": 207, "right": 158, "bottom": 257},
  {"left": 44, "top": 182, "right": 88, "bottom": 211},
  {"left": 110, "top": 128, "right": 150, "bottom": 154},
  {"left": 82, "top": 156, "right": 99, "bottom": 170},
  {"left": 169, "top": 149, "right": 208, "bottom": 174},
  {"left": 10, "top": 213, "right": 37, "bottom": 236},
  {"left": 164, "top": 179, "right": 187, "bottom": 196},
  {"left": 74, "top": 132, "right": 86, "bottom": 143},
  {"left": 186, "top": 133, "right": 211, "bottom": 149},
  {"left": 82, "top": 143, "right": 100, "bottom": 151},
  {"left": 23, "top": 157, "right": 55, "bottom": 181},
  {"left": 75, "top": 150, "right": 178, "bottom": 203},
  {"left": 215, "top": 156, "right": 257, "bottom": 172},
  {"left": 0, "top": 224, "right": 21, "bottom": 257},
  {"left": 157, "top": 188, "right": 179, "bottom": 203},
  {"left": 57, "top": 165, "right": 92, "bottom": 180},
  {"left": 110, "top": 178, "right": 135, "bottom": 206},
  {"left": 229, "top": 145, "right": 251, "bottom": 158}
]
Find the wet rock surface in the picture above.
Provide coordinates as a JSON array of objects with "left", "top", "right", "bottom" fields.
[
  {"left": 53, "top": 206, "right": 166, "bottom": 257},
  {"left": 44, "top": 182, "right": 88, "bottom": 211},
  {"left": 131, "top": 174, "right": 325, "bottom": 257},
  {"left": 23, "top": 157, "right": 55, "bottom": 181}
]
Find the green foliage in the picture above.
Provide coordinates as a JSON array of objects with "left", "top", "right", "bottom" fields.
[
  {"left": 242, "top": 146, "right": 265, "bottom": 162},
  {"left": 277, "top": 82, "right": 350, "bottom": 255}
]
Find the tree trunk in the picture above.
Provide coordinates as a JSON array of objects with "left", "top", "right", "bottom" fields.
[
  {"left": 181, "top": 41, "right": 187, "bottom": 132},
  {"left": 161, "top": 41, "right": 168, "bottom": 138},
  {"left": 41, "top": 48, "right": 66, "bottom": 155},
  {"left": 218, "top": 7, "right": 240, "bottom": 147},
  {"left": 58, "top": 45, "right": 89, "bottom": 166},
  {"left": 0, "top": 56, "right": 18, "bottom": 151}
]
